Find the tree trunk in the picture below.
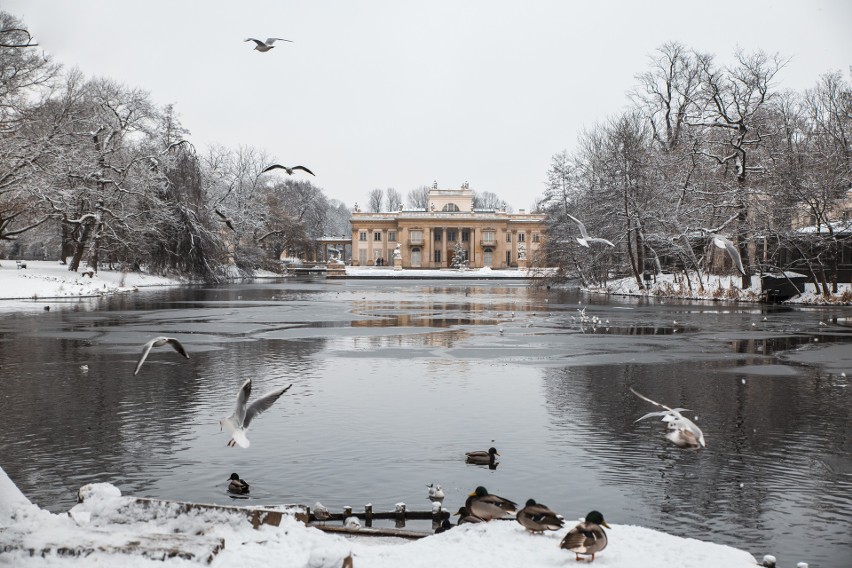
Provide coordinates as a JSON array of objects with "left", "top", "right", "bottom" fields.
[
  {"left": 60, "top": 215, "right": 74, "bottom": 264},
  {"left": 68, "top": 222, "right": 94, "bottom": 272},
  {"left": 736, "top": 200, "right": 752, "bottom": 289}
]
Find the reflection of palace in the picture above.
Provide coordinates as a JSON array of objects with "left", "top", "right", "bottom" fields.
[{"left": 349, "top": 185, "right": 546, "bottom": 268}]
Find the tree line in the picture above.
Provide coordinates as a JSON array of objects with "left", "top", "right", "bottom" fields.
[
  {"left": 0, "top": 12, "right": 350, "bottom": 281},
  {"left": 539, "top": 42, "right": 851, "bottom": 296}
]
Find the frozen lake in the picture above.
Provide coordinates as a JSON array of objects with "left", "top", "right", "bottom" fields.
[{"left": 1, "top": 279, "right": 850, "bottom": 565}]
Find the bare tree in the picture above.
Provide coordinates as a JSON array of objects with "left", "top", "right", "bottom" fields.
[
  {"left": 472, "top": 190, "right": 508, "bottom": 211},
  {"left": 0, "top": 12, "right": 62, "bottom": 242},
  {"left": 385, "top": 187, "right": 402, "bottom": 211},
  {"left": 632, "top": 41, "right": 703, "bottom": 153},
  {"left": 689, "top": 48, "right": 787, "bottom": 287},
  {"left": 367, "top": 188, "right": 384, "bottom": 212},
  {"left": 407, "top": 185, "right": 430, "bottom": 208}
]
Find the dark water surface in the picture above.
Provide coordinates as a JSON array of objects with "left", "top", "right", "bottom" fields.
[{"left": 1, "top": 279, "right": 850, "bottom": 565}]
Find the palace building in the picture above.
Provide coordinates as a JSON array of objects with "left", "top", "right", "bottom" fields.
[{"left": 349, "top": 184, "right": 546, "bottom": 269}]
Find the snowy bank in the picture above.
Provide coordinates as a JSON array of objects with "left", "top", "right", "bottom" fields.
[
  {"left": 588, "top": 271, "right": 852, "bottom": 305},
  {"left": 0, "top": 477, "right": 762, "bottom": 568},
  {"left": 0, "top": 260, "right": 181, "bottom": 302}
]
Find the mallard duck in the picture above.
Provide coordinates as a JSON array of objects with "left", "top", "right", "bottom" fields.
[
  {"left": 133, "top": 336, "right": 190, "bottom": 375},
  {"left": 219, "top": 379, "right": 293, "bottom": 448},
  {"left": 465, "top": 486, "right": 517, "bottom": 521},
  {"left": 560, "top": 510, "right": 610, "bottom": 562},
  {"left": 227, "top": 472, "right": 249, "bottom": 494},
  {"left": 465, "top": 447, "right": 499, "bottom": 465},
  {"left": 630, "top": 387, "right": 706, "bottom": 449},
  {"left": 435, "top": 519, "right": 453, "bottom": 534},
  {"left": 453, "top": 506, "right": 484, "bottom": 525},
  {"left": 516, "top": 498, "right": 564, "bottom": 533}
]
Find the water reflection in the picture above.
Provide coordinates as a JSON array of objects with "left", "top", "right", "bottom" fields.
[{"left": 0, "top": 281, "right": 849, "bottom": 566}]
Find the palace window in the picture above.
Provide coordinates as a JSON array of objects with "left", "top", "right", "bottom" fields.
[
  {"left": 434, "top": 229, "right": 442, "bottom": 242},
  {"left": 374, "top": 231, "right": 382, "bottom": 241},
  {"left": 442, "top": 203, "right": 460, "bottom": 212},
  {"left": 482, "top": 230, "right": 495, "bottom": 243},
  {"left": 506, "top": 232, "right": 512, "bottom": 243},
  {"left": 410, "top": 230, "right": 423, "bottom": 243},
  {"left": 518, "top": 233, "right": 525, "bottom": 242},
  {"left": 388, "top": 231, "right": 397, "bottom": 242},
  {"left": 447, "top": 229, "right": 457, "bottom": 242},
  {"left": 532, "top": 232, "right": 540, "bottom": 243},
  {"left": 359, "top": 231, "right": 367, "bottom": 241},
  {"left": 434, "top": 250, "right": 441, "bottom": 263},
  {"left": 462, "top": 229, "right": 470, "bottom": 242}
]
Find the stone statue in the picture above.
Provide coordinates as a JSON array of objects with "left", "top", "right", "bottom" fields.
[
  {"left": 517, "top": 243, "right": 526, "bottom": 260},
  {"left": 392, "top": 243, "right": 402, "bottom": 259}
]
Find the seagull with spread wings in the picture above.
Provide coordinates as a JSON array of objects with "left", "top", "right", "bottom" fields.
[
  {"left": 214, "top": 209, "right": 236, "bottom": 232},
  {"left": 710, "top": 234, "right": 746, "bottom": 276},
  {"left": 566, "top": 214, "right": 615, "bottom": 248},
  {"left": 245, "top": 37, "right": 292, "bottom": 52},
  {"left": 133, "top": 336, "right": 190, "bottom": 376},
  {"left": 220, "top": 379, "right": 293, "bottom": 448},
  {"left": 630, "top": 387, "right": 705, "bottom": 449},
  {"left": 262, "top": 164, "right": 315, "bottom": 176}
]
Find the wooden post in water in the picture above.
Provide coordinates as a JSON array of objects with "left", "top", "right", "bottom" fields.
[
  {"left": 395, "top": 503, "right": 406, "bottom": 528},
  {"left": 364, "top": 504, "right": 373, "bottom": 527}
]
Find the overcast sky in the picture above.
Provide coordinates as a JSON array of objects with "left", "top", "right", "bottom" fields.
[{"left": 5, "top": 0, "right": 851, "bottom": 211}]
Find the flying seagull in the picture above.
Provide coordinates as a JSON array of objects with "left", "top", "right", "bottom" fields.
[
  {"left": 710, "top": 234, "right": 746, "bottom": 276},
  {"left": 630, "top": 387, "right": 705, "bottom": 449},
  {"left": 133, "top": 336, "right": 189, "bottom": 376},
  {"left": 262, "top": 164, "right": 315, "bottom": 176},
  {"left": 220, "top": 379, "right": 293, "bottom": 448},
  {"left": 214, "top": 209, "right": 236, "bottom": 232},
  {"left": 245, "top": 37, "right": 292, "bottom": 52},
  {"left": 566, "top": 214, "right": 615, "bottom": 247}
]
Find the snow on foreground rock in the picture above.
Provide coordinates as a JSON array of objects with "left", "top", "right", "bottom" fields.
[
  {"left": 0, "top": 482, "right": 760, "bottom": 568},
  {"left": 0, "top": 260, "right": 180, "bottom": 301}
]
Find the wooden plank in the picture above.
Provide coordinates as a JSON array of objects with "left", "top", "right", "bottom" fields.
[
  {"left": 311, "top": 525, "right": 431, "bottom": 540},
  {"left": 308, "top": 510, "right": 439, "bottom": 522}
]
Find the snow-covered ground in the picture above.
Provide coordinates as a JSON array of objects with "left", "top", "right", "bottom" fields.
[
  {"left": 0, "top": 260, "right": 180, "bottom": 302},
  {"left": 589, "top": 271, "right": 852, "bottom": 305},
  {"left": 0, "top": 472, "right": 764, "bottom": 568}
]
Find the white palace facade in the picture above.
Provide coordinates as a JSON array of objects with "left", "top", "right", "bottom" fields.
[{"left": 349, "top": 185, "right": 546, "bottom": 269}]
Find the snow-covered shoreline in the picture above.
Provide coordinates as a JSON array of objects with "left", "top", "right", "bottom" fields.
[
  {"left": 585, "top": 271, "right": 852, "bottom": 306},
  {"left": 0, "top": 473, "right": 766, "bottom": 568},
  {"left": 0, "top": 260, "right": 182, "bottom": 301},
  {"left": 1, "top": 261, "right": 847, "bottom": 312}
]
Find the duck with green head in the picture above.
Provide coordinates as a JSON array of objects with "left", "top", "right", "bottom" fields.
[
  {"left": 517, "top": 498, "right": 564, "bottom": 533},
  {"left": 465, "top": 447, "right": 499, "bottom": 465},
  {"left": 465, "top": 486, "right": 517, "bottom": 521},
  {"left": 560, "top": 510, "right": 610, "bottom": 562},
  {"left": 227, "top": 472, "right": 249, "bottom": 495}
]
